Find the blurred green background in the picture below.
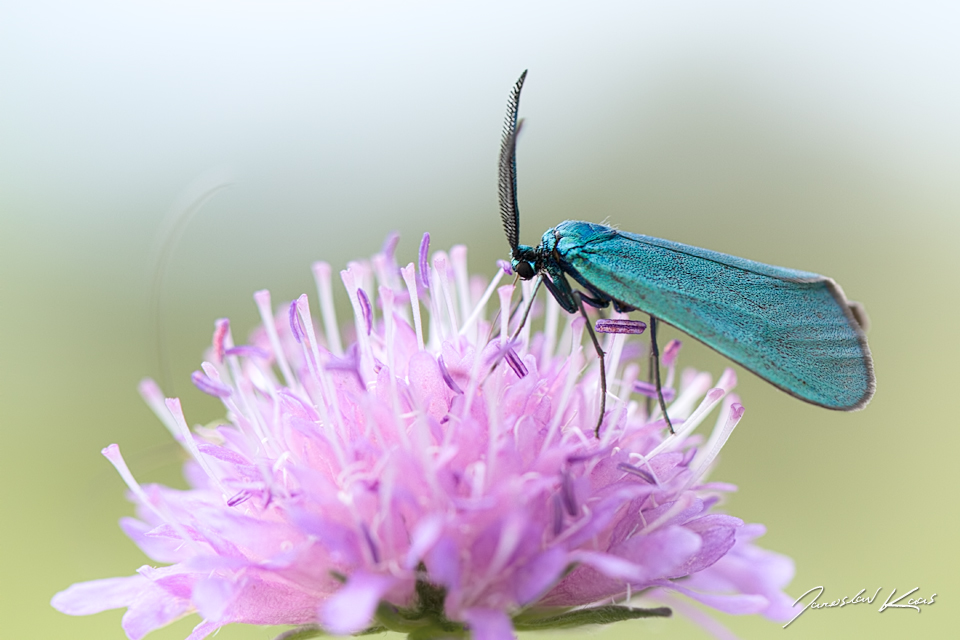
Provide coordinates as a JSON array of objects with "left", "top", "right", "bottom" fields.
[{"left": 2, "top": 1, "right": 958, "bottom": 639}]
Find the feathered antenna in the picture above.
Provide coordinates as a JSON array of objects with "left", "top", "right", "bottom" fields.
[{"left": 498, "top": 70, "right": 527, "bottom": 254}]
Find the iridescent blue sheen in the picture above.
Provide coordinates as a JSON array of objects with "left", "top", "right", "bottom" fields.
[{"left": 513, "top": 220, "right": 874, "bottom": 411}]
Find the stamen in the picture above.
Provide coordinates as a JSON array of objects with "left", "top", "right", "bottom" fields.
[
  {"left": 227, "top": 490, "right": 253, "bottom": 507},
  {"left": 542, "top": 295, "right": 559, "bottom": 363},
  {"left": 433, "top": 252, "right": 460, "bottom": 333},
  {"left": 289, "top": 300, "right": 304, "bottom": 344},
  {"left": 544, "top": 316, "right": 585, "bottom": 447},
  {"left": 400, "top": 263, "right": 425, "bottom": 351},
  {"left": 224, "top": 345, "right": 270, "bottom": 359},
  {"left": 101, "top": 444, "right": 195, "bottom": 547},
  {"left": 138, "top": 378, "right": 181, "bottom": 440},
  {"left": 497, "top": 285, "right": 514, "bottom": 346},
  {"left": 311, "top": 261, "right": 343, "bottom": 357},
  {"left": 449, "top": 245, "right": 472, "bottom": 328},
  {"left": 253, "top": 291, "right": 295, "bottom": 388},
  {"left": 496, "top": 259, "right": 514, "bottom": 276},
  {"left": 418, "top": 232, "right": 430, "bottom": 289},
  {"left": 341, "top": 266, "right": 374, "bottom": 379},
  {"left": 438, "top": 355, "right": 464, "bottom": 394},
  {"left": 552, "top": 494, "right": 564, "bottom": 535},
  {"left": 191, "top": 369, "right": 232, "bottom": 398},
  {"left": 381, "top": 231, "right": 400, "bottom": 266},
  {"left": 616, "top": 462, "right": 655, "bottom": 484},
  {"left": 685, "top": 398, "right": 745, "bottom": 490},
  {"left": 212, "top": 318, "right": 229, "bottom": 363},
  {"left": 661, "top": 339, "right": 682, "bottom": 368},
  {"left": 633, "top": 381, "right": 677, "bottom": 403},
  {"left": 325, "top": 344, "right": 363, "bottom": 388},
  {"left": 560, "top": 470, "right": 578, "bottom": 516},
  {"left": 504, "top": 347, "right": 528, "bottom": 379},
  {"left": 380, "top": 286, "right": 397, "bottom": 373},
  {"left": 357, "top": 288, "right": 373, "bottom": 336},
  {"left": 459, "top": 269, "right": 505, "bottom": 337},
  {"left": 595, "top": 319, "right": 647, "bottom": 334},
  {"left": 164, "top": 397, "right": 230, "bottom": 498}
]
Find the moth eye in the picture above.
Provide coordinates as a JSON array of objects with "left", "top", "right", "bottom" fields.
[{"left": 516, "top": 261, "right": 535, "bottom": 280}]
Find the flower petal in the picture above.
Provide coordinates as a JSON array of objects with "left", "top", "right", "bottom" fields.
[
  {"left": 463, "top": 608, "right": 516, "bottom": 640},
  {"left": 321, "top": 572, "right": 395, "bottom": 635},
  {"left": 51, "top": 575, "right": 148, "bottom": 615}
]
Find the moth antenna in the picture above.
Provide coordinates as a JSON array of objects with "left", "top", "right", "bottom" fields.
[{"left": 499, "top": 70, "right": 527, "bottom": 255}]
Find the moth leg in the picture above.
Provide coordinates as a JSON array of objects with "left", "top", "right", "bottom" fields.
[
  {"left": 508, "top": 276, "right": 543, "bottom": 342},
  {"left": 576, "top": 292, "right": 607, "bottom": 438},
  {"left": 649, "top": 315, "right": 675, "bottom": 434}
]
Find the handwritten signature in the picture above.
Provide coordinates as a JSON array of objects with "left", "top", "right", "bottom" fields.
[{"left": 784, "top": 586, "right": 937, "bottom": 628}]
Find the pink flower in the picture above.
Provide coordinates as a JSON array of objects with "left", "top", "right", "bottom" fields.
[{"left": 52, "top": 233, "right": 794, "bottom": 640}]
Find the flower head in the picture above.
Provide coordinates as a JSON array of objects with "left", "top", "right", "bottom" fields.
[{"left": 52, "top": 234, "right": 795, "bottom": 640}]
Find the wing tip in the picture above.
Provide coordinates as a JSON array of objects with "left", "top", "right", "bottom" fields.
[{"left": 820, "top": 277, "right": 876, "bottom": 412}]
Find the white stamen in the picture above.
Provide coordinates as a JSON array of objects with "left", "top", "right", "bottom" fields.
[
  {"left": 449, "top": 245, "right": 472, "bottom": 329},
  {"left": 218, "top": 322, "right": 277, "bottom": 458},
  {"left": 433, "top": 252, "right": 460, "bottom": 335},
  {"left": 138, "top": 379, "right": 181, "bottom": 441},
  {"left": 295, "top": 296, "right": 347, "bottom": 446},
  {"left": 664, "top": 371, "right": 714, "bottom": 420},
  {"left": 685, "top": 396, "right": 744, "bottom": 490},
  {"left": 101, "top": 444, "right": 201, "bottom": 550},
  {"left": 515, "top": 278, "right": 537, "bottom": 352},
  {"left": 164, "top": 398, "right": 230, "bottom": 498},
  {"left": 497, "top": 285, "right": 514, "bottom": 347},
  {"left": 253, "top": 290, "right": 295, "bottom": 389},
  {"left": 380, "top": 286, "right": 397, "bottom": 375},
  {"left": 341, "top": 266, "right": 374, "bottom": 380},
  {"left": 646, "top": 387, "right": 727, "bottom": 460},
  {"left": 545, "top": 315, "right": 585, "bottom": 447},
  {"left": 372, "top": 253, "right": 405, "bottom": 321},
  {"left": 400, "top": 263, "right": 425, "bottom": 351},
  {"left": 604, "top": 312, "right": 628, "bottom": 398},
  {"left": 542, "top": 294, "right": 560, "bottom": 364},
  {"left": 459, "top": 269, "right": 505, "bottom": 338},
  {"left": 312, "top": 261, "right": 343, "bottom": 357}
]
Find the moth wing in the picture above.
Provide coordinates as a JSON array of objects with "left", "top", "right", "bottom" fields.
[{"left": 558, "top": 226, "right": 874, "bottom": 410}]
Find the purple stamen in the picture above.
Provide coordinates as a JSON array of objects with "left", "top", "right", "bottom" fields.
[
  {"left": 224, "top": 345, "right": 270, "bottom": 359},
  {"left": 227, "top": 489, "right": 253, "bottom": 507},
  {"left": 662, "top": 339, "right": 682, "bottom": 368},
  {"left": 551, "top": 494, "right": 564, "bottom": 536},
  {"left": 212, "top": 318, "right": 229, "bottom": 363},
  {"left": 560, "top": 470, "right": 578, "bottom": 516},
  {"left": 357, "top": 288, "right": 372, "bottom": 336},
  {"left": 437, "top": 355, "right": 464, "bottom": 394},
  {"left": 504, "top": 347, "right": 528, "bottom": 379},
  {"left": 418, "top": 232, "right": 430, "bottom": 289},
  {"left": 633, "top": 380, "right": 676, "bottom": 402},
  {"left": 381, "top": 231, "right": 400, "bottom": 265},
  {"left": 360, "top": 522, "right": 380, "bottom": 564},
  {"left": 325, "top": 344, "right": 364, "bottom": 388},
  {"left": 191, "top": 371, "right": 232, "bottom": 398},
  {"left": 496, "top": 259, "right": 514, "bottom": 276},
  {"left": 288, "top": 300, "right": 304, "bottom": 344},
  {"left": 616, "top": 462, "right": 655, "bottom": 484},
  {"left": 595, "top": 318, "right": 647, "bottom": 335}
]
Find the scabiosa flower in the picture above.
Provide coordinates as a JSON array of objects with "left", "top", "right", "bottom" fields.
[{"left": 52, "top": 233, "right": 795, "bottom": 640}]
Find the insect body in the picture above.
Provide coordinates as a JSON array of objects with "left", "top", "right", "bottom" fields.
[{"left": 499, "top": 72, "right": 875, "bottom": 434}]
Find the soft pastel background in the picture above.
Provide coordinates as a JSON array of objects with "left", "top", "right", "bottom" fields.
[{"left": 2, "top": 1, "right": 957, "bottom": 639}]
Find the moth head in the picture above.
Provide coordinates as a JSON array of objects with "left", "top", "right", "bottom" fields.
[{"left": 514, "top": 259, "right": 535, "bottom": 280}]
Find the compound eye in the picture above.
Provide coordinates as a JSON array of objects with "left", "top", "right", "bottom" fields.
[{"left": 516, "top": 261, "right": 535, "bottom": 280}]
